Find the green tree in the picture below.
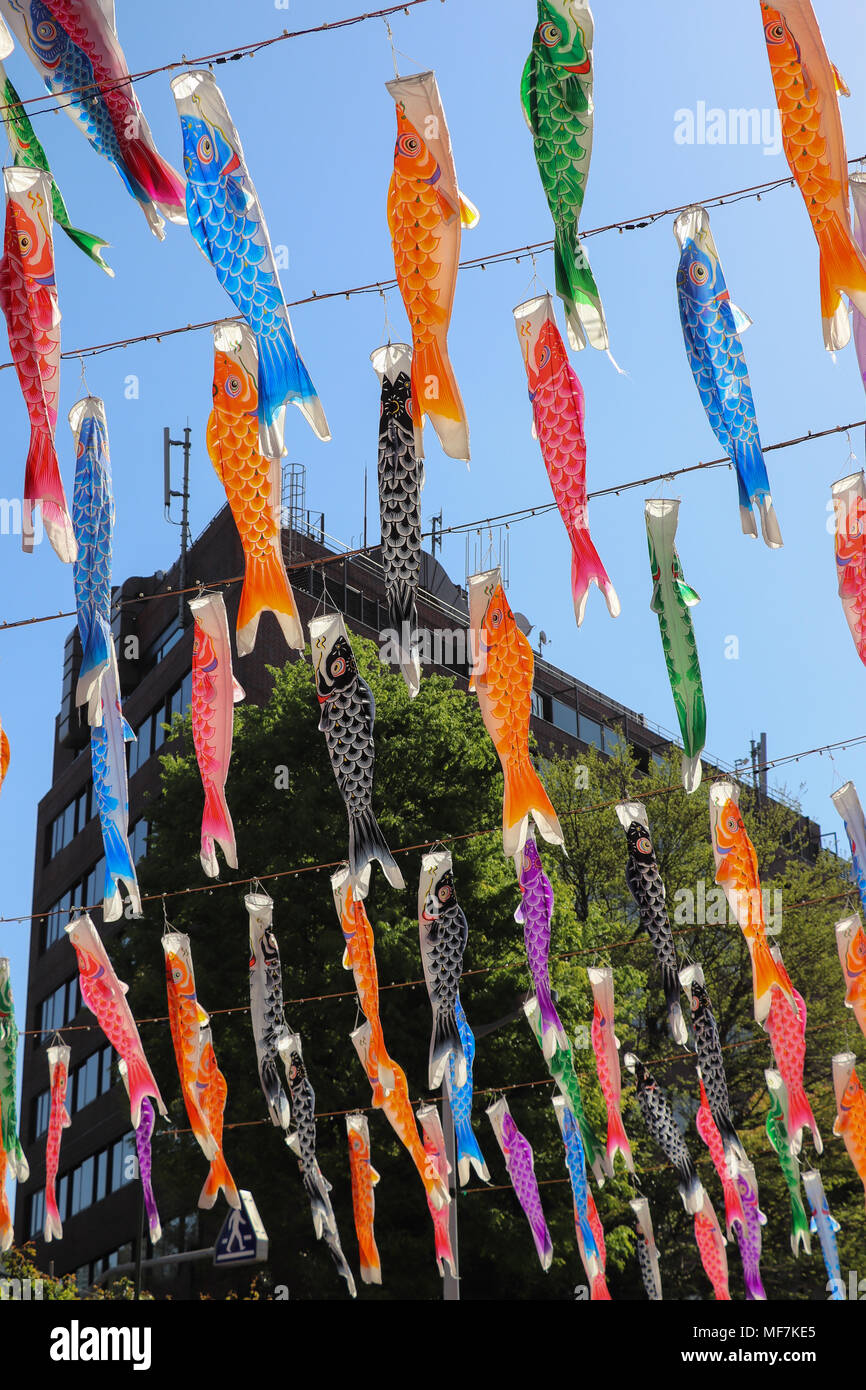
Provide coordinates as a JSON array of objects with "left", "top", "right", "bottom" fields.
[{"left": 0, "top": 1243, "right": 151, "bottom": 1299}]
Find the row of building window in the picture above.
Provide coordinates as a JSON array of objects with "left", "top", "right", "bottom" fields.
[
  {"left": 47, "top": 783, "right": 92, "bottom": 860},
  {"left": 27, "top": 1134, "right": 136, "bottom": 1237},
  {"left": 127, "top": 671, "right": 192, "bottom": 778},
  {"left": 72, "top": 1212, "right": 202, "bottom": 1291},
  {"left": 40, "top": 820, "right": 147, "bottom": 953},
  {"left": 32, "top": 1046, "right": 113, "bottom": 1137},
  {"left": 37, "top": 978, "right": 81, "bottom": 1039}
]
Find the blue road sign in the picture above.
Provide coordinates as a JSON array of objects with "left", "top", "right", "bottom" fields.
[{"left": 214, "top": 1191, "right": 269, "bottom": 1266}]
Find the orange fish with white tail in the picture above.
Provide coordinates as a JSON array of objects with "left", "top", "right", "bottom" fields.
[
  {"left": 346, "top": 1113, "right": 382, "bottom": 1285},
  {"left": 836, "top": 915, "right": 866, "bottom": 1041},
  {"left": 468, "top": 567, "right": 564, "bottom": 859},
  {"left": 332, "top": 865, "right": 395, "bottom": 1098},
  {"left": 761, "top": 1, "right": 866, "bottom": 349},
  {"left": 832, "top": 1051, "right": 866, "bottom": 1210}
]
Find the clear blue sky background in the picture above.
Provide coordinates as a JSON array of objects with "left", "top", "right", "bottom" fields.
[{"left": 2, "top": 0, "right": 866, "bottom": 1152}]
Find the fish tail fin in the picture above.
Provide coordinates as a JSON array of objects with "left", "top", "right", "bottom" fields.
[
  {"left": 818, "top": 212, "right": 866, "bottom": 346},
  {"left": 200, "top": 781, "right": 237, "bottom": 878},
  {"left": 501, "top": 755, "right": 564, "bottom": 858},
  {"left": 301, "top": 1166, "right": 335, "bottom": 1240},
  {"left": 784, "top": 1082, "right": 823, "bottom": 1158},
  {"left": 322, "top": 1225, "right": 357, "bottom": 1297},
  {"left": 454, "top": 1118, "right": 490, "bottom": 1185},
  {"left": 60, "top": 222, "right": 114, "bottom": 276},
  {"left": 120, "top": 139, "right": 185, "bottom": 213},
  {"left": 410, "top": 333, "right": 469, "bottom": 461},
  {"left": 76, "top": 614, "right": 112, "bottom": 721},
  {"left": 569, "top": 525, "right": 620, "bottom": 625},
  {"left": 553, "top": 226, "right": 609, "bottom": 353},
  {"left": 791, "top": 1194, "right": 812, "bottom": 1257},
  {"left": 124, "top": 1051, "right": 165, "bottom": 1129},
  {"left": 199, "top": 1148, "right": 241, "bottom": 1210},
  {"left": 750, "top": 940, "right": 798, "bottom": 1023},
  {"left": 535, "top": 984, "right": 567, "bottom": 1060},
  {"left": 606, "top": 1106, "right": 635, "bottom": 1174},
  {"left": 429, "top": 1007, "right": 464, "bottom": 1091},
  {"left": 659, "top": 961, "right": 688, "bottom": 1044},
  {"left": 23, "top": 428, "right": 76, "bottom": 563},
  {"left": 257, "top": 323, "right": 329, "bottom": 449},
  {"left": 590, "top": 1270, "right": 612, "bottom": 1300},
  {"left": 679, "top": 1167, "right": 704, "bottom": 1216},
  {"left": 347, "top": 805, "right": 405, "bottom": 894},
  {"left": 387, "top": 593, "right": 421, "bottom": 697},
  {"left": 731, "top": 437, "right": 782, "bottom": 548},
  {"left": 43, "top": 1192, "right": 62, "bottom": 1243},
  {"left": 101, "top": 824, "right": 141, "bottom": 923},
  {"left": 236, "top": 548, "right": 303, "bottom": 656},
  {"left": 718, "top": 1117, "right": 748, "bottom": 1179},
  {"left": 723, "top": 1177, "right": 747, "bottom": 1239},
  {"left": 359, "top": 1245, "right": 383, "bottom": 1285}
]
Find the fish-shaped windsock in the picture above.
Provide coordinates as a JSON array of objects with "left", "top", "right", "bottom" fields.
[
  {"left": 190, "top": 592, "right": 244, "bottom": 878},
  {"left": 0, "top": 717, "right": 8, "bottom": 796},
  {"left": 674, "top": 206, "right": 781, "bottom": 548},
  {"left": 247, "top": 890, "right": 293, "bottom": 1132},
  {"left": 521, "top": 1, "right": 609, "bottom": 354},
  {"left": 468, "top": 568, "right": 564, "bottom": 858},
  {"left": 616, "top": 802, "right": 687, "bottom": 1044},
  {"left": 0, "top": 60, "right": 111, "bottom": 273},
  {"left": 1, "top": 0, "right": 185, "bottom": 238},
  {"left": 514, "top": 833, "right": 568, "bottom": 1060},
  {"left": 765, "top": 1068, "right": 811, "bottom": 1257},
  {"left": 836, "top": 914, "right": 866, "bottom": 1040},
  {"left": 285, "top": 1032, "right": 356, "bottom": 1297},
  {"left": 0, "top": 166, "right": 76, "bottom": 562},
  {"left": 761, "top": 1, "right": 866, "bottom": 350},
  {"left": 0, "top": 959, "right": 28, "bottom": 1183},
  {"left": 732, "top": 1160, "right": 767, "bottom": 1301},
  {"left": 710, "top": 781, "right": 797, "bottom": 1025},
  {"left": 831, "top": 472, "right": 866, "bottom": 669},
  {"left": 418, "top": 848, "right": 468, "bottom": 1090},
  {"left": 310, "top": 612, "right": 404, "bottom": 898},
  {"left": 581, "top": 1187, "right": 611, "bottom": 1300},
  {"left": 694, "top": 1192, "right": 731, "bottom": 1301},
  {"left": 852, "top": 173, "right": 866, "bottom": 392},
  {"left": 71, "top": 395, "right": 113, "bottom": 723},
  {"left": 417, "top": 1104, "right": 456, "bottom": 1278},
  {"left": 631, "top": 1196, "right": 663, "bottom": 1301},
  {"left": 43, "top": 1041, "right": 71, "bottom": 1242},
  {"left": 90, "top": 654, "right": 140, "bottom": 921},
  {"left": 0, "top": 1132, "right": 12, "bottom": 1251},
  {"left": 802, "top": 1168, "right": 844, "bottom": 1299},
  {"left": 514, "top": 294, "right": 619, "bottom": 625},
  {"left": 331, "top": 866, "right": 395, "bottom": 1098},
  {"left": 680, "top": 963, "right": 746, "bottom": 1177},
  {"left": 173, "top": 69, "right": 328, "bottom": 458},
  {"left": 524, "top": 993, "right": 609, "bottom": 1184},
  {"left": 624, "top": 1052, "right": 704, "bottom": 1215},
  {"left": 765, "top": 946, "right": 822, "bottom": 1157},
  {"left": 832, "top": 1051, "right": 866, "bottom": 1210},
  {"left": 208, "top": 322, "right": 303, "bottom": 656},
  {"left": 644, "top": 500, "right": 705, "bottom": 793},
  {"left": 119, "top": 1059, "right": 161, "bottom": 1245},
  {"left": 446, "top": 995, "right": 490, "bottom": 1185},
  {"left": 695, "top": 1077, "right": 745, "bottom": 1239},
  {"left": 67, "top": 914, "right": 166, "bottom": 1130},
  {"left": 372, "top": 342, "right": 423, "bottom": 695},
  {"left": 346, "top": 1113, "right": 382, "bottom": 1286},
  {"left": 386, "top": 70, "right": 478, "bottom": 462},
  {"left": 552, "top": 1093, "right": 599, "bottom": 1279},
  {"left": 832, "top": 781, "right": 866, "bottom": 915},
  {"left": 196, "top": 1022, "right": 241, "bottom": 1213},
  {"left": 486, "top": 1097, "right": 553, "bottom": 1272},
  {"left": 587, "top": 965, "right": 633, "bottom": 1173}
]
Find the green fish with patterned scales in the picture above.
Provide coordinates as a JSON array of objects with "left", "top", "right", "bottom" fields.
[
  {"left": 525, "top": 993, "right": 610, "bottom": 1185},
  {"left": 0, "top": 957, "right": 28, "bottom": 1183}
]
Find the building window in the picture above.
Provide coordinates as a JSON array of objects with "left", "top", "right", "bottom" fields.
[
  {"left": 28, "top": 1189, "right": 45, "bottom": 1239},
  {"left": 530, "top": 691, "right": 552, "bottom": 722},
  {"left": 551, "top": 698, "right": 578, "bottom": 737},
  {"left": 73, "top": 1045, "right": 113, "bottom": 1114},
  {"left": 603, "top": 727, "right": 623, "bottom": 756},
  {"left": 71, "top": 1156, "right": 94, "bottom": 1217},
  {"left": 129, "top": 820, "right": 149, "bottom": 864},
  {"left": 38, "top": 979, "right": 80, "bottom": 1039},
  {"left": 578, "top": 714, "right": 603, "bottom": 749},
  {"left": 146, "top": 617, "right": 184, "bottom": 666},
  {"left": 34, "top": 1090, "right": 51, "bottom": 1139},
  {"left": 47, "top": 785, "right": 93, "bottom": 861}
]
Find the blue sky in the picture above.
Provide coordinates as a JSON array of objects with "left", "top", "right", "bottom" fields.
[{"left": 1, "top": 0, "right": 866, "bottom": 1127}]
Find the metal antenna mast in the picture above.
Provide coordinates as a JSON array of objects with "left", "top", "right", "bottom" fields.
[{"left": 164, "top": 425, "right": 192, "bottom": 622}]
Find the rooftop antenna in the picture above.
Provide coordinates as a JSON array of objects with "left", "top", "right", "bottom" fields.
[
  {"left": 431, "top": 509, "right": 443, "bottom": 559},
  {"left": 164, "top": 425, "right": 191, "bottom": 623}
]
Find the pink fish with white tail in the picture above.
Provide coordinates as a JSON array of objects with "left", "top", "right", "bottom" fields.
[
  {"left": 514, "top": 293, "right": 619, "bottom": 626},
  {"left": 417, "top": 1104, "right": 456, "bottom": 1278},
  {"left": 190, "top": 592, "right": 244, "bottom": 877},
  {"left": 587, "top": 965, "right": 633, "bottom": 1174},
  {"left": 43, "top": 1041, "right": 71, "bottom": 1242},
  {"left": 765, "top": 946, "right": 822, "bottom": 1158}
]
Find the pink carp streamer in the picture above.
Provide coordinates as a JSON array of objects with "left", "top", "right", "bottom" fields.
[
  {"left": 190, "top": 592, "right": 245, "bottom": 877},
  {"left": 43, "top": 1042, "right": 71, "bottom": 1242}
]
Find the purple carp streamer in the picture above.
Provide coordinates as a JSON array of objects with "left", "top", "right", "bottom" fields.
[{"left": 487, "top": 1096, "right": 553, "bottom": 1272}]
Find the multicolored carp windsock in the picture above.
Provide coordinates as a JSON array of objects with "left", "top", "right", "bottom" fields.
[
  {"left": 417, "top": 1104, "right": 456, "bottom": 1278},
  {"left": 43, "top": 1041, "right": 71, "bottom": 1242},
  {"left": 247, "top": 890, "right": 293, "bottom": 1132},
  {"left": 630, "top": 1196, "right": 663, "bottom": 1301},
  {"left": 524, "top": 993, "right": 609, "bottom": 1183},
  {"left": 831, "top": 472, "right": 866, "bottom": 668},
  {"left": 372, "top": 342, "right": 422, "bottom": 695},
  {"left": 581, "top": 1187, "right": 611, "bottom": 1299},
  {"left": 1, "top": 0, "right": 185, "bottom": 237},
  {"left": 832, "top": 781, "right": 866, "bottom": 913},
  {"left": 285, "top": 1032, "right": 356, "bottom": 1297},
  {"left": 208, "top": 322, "right": 303, "bottom": 656},
  {"left": 760, "top": 1, "right": 866, "bottom": 350},
  {"left": 310, "top": 612, "right": 404, "bottom": 898},
  {"left": 832, "top": 1051, "right": 866, "bottom": 1209},
  {"left": 67, "top": 914, "right": 166, "bottom": 1129},
  {"left": 587, "top": 965, "right": 633, "bottom": 1173},
  {"left": 418, "top": 848, "right": 468, "bottom": 1089},
  {"left": 765, "top": 1068, "right": 811, "bottom": 1256},
  {"left": 802, "top": 1168, "right": 844, "bottom": 1299},
  {"left": 552, "top": 1093, "right": 599, "bottom": 1277},
  {"left": 644, "top": 500, "right": 705, "bottom": 793},
  {"left": 0, "top": 166, "right": 76, "bottom": 561},
  {"left": 616, "top": 801, "right": 687, "bottom": 1043},
  {"left": 487, "top": 1096, "right": 553, "bottom": 1272},
  {"left": 852, "top": 173, "right": 866, "bottom": 392},
  {"left": 710, "top": 781, "right": 797, "bottom": 1024},
  {"left": 346, "top": 1113, "right": 382, "bottom": 1286},
  {"left": 468, "top": 567, "right": 564, "bottom": 858},
  {"left": 351, "top": 1021, "right": 450, "bottom": 1211},
  {"left": 695, "top": 1077, "right": 745, "bottom": 1239},
  {"left": 172, "top": 69, "right": 328, "bottom": 456},
  {"left": 836, "top": 914, "right": 866, "bottom": 1040},
  {"left": 386, "top": 69, "right": 478, "bottom": 462},
  {"left": 514, "top": 834, "right": 567, "bottom": 1059},
  {"left": 91, "top": 656, "right": 140, "bottom": 921},
  {"left": 694, "top": 1192, "right": 731, "bottom": 1301},
  {"left": 0, "top": 716, "right": 8, "bottom": 796},
  {"left": 190, "top": 592, "right": 244, "bottom": 878},
  {"left": 680, "top": 963, "right": 746, "bottom": 1177},
  {"left": 675, "top": 206, "right": 781, "bottom": 547},
  {"left": 331, "top": 865, "right": 395, "bottom": 1097},
  {"left": 0, "top": 1131, "right": 12, "bottom": 1251},
  {"left": 119, "top": 1059, "right": 161, "bottom": 1245},
  {"left": 732, "top": 1159, "right": 768, "bottom": 1301},
  {"left": 71, "top": 395, "right": 113, "bottom": 723},
  {"left": 0, "top": 60, "right": 111, "bottom": 272},
  {"left": 521, "top": 0, "right": 609, "bottom": 353},
  {"left": 765, "top": 945, "right": 822, "bottom": 1156},
  {"left": 625, "top": 1051, "right": 704, "bottom": 1214},
  {"left": 0, "top": 958, "right": 28, "bottom": 1182},
  {"left": 446, "top": 994, "right": 490, "bottom": 1185},
  {"left": 513, "top": 293, "right": 619, "bottom": 624}
]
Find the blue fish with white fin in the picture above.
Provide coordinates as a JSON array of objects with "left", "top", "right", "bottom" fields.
[
  {"left": 803, "top": 1169, "right": 845, "bottom": 1300},
  {"left": 553, "top": 1093, "right": 600, "bottom": 1276},
  {"left": 71, "top": 396, "right": 113, "bottom": 724},
  {"left": 675, "top": 205, "right": 782, "bottom": 549},
  {"left": 445, "top": 995, "right": 489, "bottom": 1185},
  {"left": 172, "top": 69, "right": 329, "bottom": 459}
]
